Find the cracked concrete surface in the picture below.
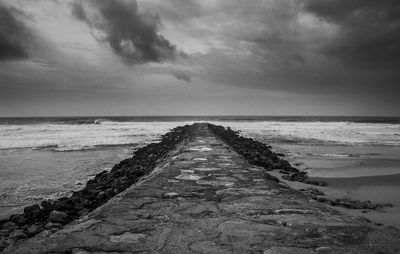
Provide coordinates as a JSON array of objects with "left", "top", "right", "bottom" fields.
[{"left": 6, "top": 123, "right": 400, "bottom": 253}]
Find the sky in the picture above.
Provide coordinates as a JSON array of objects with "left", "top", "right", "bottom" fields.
[{"left": 0, "top": 0, "right": 399, "bottom": 116}]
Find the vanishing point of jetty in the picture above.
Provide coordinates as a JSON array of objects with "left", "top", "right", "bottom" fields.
[{"left": 2, "top": 123, "right": 400, "bottom": 253}]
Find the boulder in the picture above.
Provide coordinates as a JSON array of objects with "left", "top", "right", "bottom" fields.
[
  {"left": 40, "top": 200, "right": 54, "bottom": 211},
  {"left": 25, "top": 224, "right": 44, "bottom": 236},
  {"left": 54, "top": 199, "right": 77, "bottom": 211},
  {"left": 264, "top": 173, "right": 280, "bottom": 183},
  {"left": 0, "top": 229, "right": 9, "bottom": 237},
  {"left": 23, "top": 204, "right": 45, "bottom": 220},
  {"left": 96, "top": 191, "right": 106, "bottom": 200},
  {"left": 301, "top": 188, "right": 325, "bottom": 197},
  {"left": 0, "top": 238, "right": 9, "bottom": 251},
  {"left": 48, "top": 210, "right": 69, "bottom": 224},
  {"left": 9, "top": 230, "right": 27, "bottom": 240},
  {"left": 10, "top": 214, "right": 27, "bottom": 225},
  {"left": 2, "top": 221, "right": 18, "bottom": 230}
]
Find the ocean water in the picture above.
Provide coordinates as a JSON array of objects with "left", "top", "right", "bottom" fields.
[
  {"left": 0, "top": 116, "right": 399, "bottom": 218},
  {"left": 211, "top": 120, "right": 400, "bottom": 177}
]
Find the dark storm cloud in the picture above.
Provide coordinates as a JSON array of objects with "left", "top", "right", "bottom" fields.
[
  {"left": 172, "top": 70, "right": 191, "bottom": 83},
  {"left": 72, "top": 0, "right": 179, "bottom": 64},
  {"left": 304, "top": 0, "right": 400, "bottom": 70},
  {"left": 248, "top": 34, "right": 306, "bottom": 66},
  {"left": 71, "top": 1, "right": 87, "bottom": 21},
  {"left": 0, "top": 3, "right": 29, "bottom": 60}
]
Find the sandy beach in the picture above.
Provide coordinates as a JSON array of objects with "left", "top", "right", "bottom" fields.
[
  {"left": 270, "top": 171, "right": 400, "bottom": 229},
  {"left": 257, "top": 140, "right": 400, "bottom": 229}
]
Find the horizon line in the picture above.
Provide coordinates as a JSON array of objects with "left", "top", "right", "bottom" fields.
[{"left": 1, "top": 115, "right": 400, "bottom": 118}]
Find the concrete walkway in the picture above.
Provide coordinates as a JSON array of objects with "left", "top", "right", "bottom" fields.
[{"left": 7, "top": 124, "right": 400, "bottom": 253}]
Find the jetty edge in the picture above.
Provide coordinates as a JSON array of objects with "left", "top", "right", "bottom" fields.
[
  {"left": 0, "top": 124, "right": 194, "bottom": 251},
  {"left": 2, "top": 123, "right": 400, "bottom": 253}
]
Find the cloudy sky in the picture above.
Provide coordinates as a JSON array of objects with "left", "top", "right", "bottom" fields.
[{"left": 0, "top": 0, "right": 399, "bottom": 116}]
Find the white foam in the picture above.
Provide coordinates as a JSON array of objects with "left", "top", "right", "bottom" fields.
[
  {"left": 2, "top": 120, "right": 398, "bottom": 151},
  {"left": 0, "top": 121, "right": 196, "bottom": 151}
]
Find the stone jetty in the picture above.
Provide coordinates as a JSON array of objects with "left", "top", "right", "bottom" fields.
[{"left": 4, "top": 123, "right": 400, "bottom": 253}]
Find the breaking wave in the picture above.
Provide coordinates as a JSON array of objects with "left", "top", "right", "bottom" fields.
[
  {"left": 0, "top": 121, "right": 194, "bottom": 152},
  {"left": 1, "top": 119, "right": 399, "bottom": 152}
]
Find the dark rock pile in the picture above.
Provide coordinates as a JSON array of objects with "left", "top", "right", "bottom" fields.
[
  {"left": 208, "top": 124, "right": 326, "bottom": 186},
  {"left": 300, "top": 187, "right": 393, "bottom": 210},
  {"left": 0, "top": 125, "right": 193, "bottom": 251},
  {"left": 281, "top": 171, "right": 327, "bottom": 186}
]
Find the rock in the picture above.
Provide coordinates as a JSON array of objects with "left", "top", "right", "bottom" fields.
[
  {"left": 23, "top": 204, "right": 45, "bottom": 220},
  {"left": 65, "top": 209, "right": 80, "bottom": 217},
  {"left": 9, "top": 230, "right": 27, "bottom": 240},
  {"left": 190, "top": 241, "right": 230, "bottom": 254},
  {"left": 10, "top": 214, "right": 27, "bottom": 225},
  {"left": 164, "top": 192, "right": 179, "bottom": 198},
  {"left": 0, "top": 229, "right": 9, "bottom": 237},
  {"left": 310, "top": 195, "right": 391, "bottom": 210},
  {"left": 51, "top": 228, "right": 59, "bottom": 233},
  {"left": 263, "top": 246, "right": 314, "bottom": 254},
  {"left": 104, "top": 188, "right": 114, "bottom": 199},
  {"left": 301, "top": 188, "right": 325, "bottom": 197},
  {"left": 109, "top": 232, "right": 146, "bottom": 243},
  {"left": 2, "top": 221, "right": 18, "bottom": 230},
  {"left": 40, "top": 200, "right": 54, "bottom": 211},
  {"left": 54, "top": 199, "right": 76, "bottom": 211},
  {"left": 316, "top": 246, "right": 332, "bottom": 253},
  {"left": 96, "top": 191, "right": 106, "bottom": 200},
  {"left": 315, "top": 197, "right": 327, "bottom": 203},
  {"left": 0, "top": 238, "right": 9, "bottom": 251},
  {"left": 71, "top": 248, "right": 91, "bottom": 254},
  {"left": 282, "top": 172, "right": 326, "bottom": 186},
  {"left": 44, "top": 222, "right": 63, "bottom": 230},
  {"left": 23, "top": 204, "right": 40, "bottom": 217},
  {"left": 264, "top": 173, "right": 280, "bottom": 183},
  {"left": 48, "top": 210, "right": 69, "bottom": 224},
  {"left": 25, "top": 224, "right": 44, "bottom": 236}
]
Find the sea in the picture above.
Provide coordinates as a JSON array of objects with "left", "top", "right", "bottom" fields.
[{"left": 1, "top": 116, "right": 400, "bottom": 219}]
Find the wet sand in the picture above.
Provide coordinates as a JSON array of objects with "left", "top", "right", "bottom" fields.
[
  {"left": 265, "top": 143, "right": 400, "bottom": 229},
  {"left": 270, "top": 171, "right": 400, "bottom": 229},
  {"left": 315, "top": 174, "right": 400, "bottom": 229}
]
